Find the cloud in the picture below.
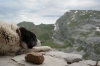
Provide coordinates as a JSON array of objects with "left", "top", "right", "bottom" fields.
[{"left": 0, "top": 0, "right": 100, "bottom": 25}]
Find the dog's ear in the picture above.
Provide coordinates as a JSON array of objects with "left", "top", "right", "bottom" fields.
[{"left": 17, "top": 27, "right": 37, "bottom": 48}]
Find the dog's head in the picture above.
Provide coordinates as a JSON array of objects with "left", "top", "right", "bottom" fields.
[{"left": 17, "top": 27, "right": 40, "bottom": 49}]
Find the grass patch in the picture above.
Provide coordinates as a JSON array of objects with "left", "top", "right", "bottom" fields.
[
  {"left": 42, "top": 40, "right": 63, "bottom": 49},
  {"left": 42, "top": 40, "right": 73, "bottom": 49},
  {"left": 39, "top": 33, "right": 51, "bottom": 41}
]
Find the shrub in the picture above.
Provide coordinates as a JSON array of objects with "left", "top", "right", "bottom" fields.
[
  {"left": 95, "top": 31, "right": 100, "bottom": 36},
  {"left": 83, "top": 53, "right": 89, "bottom": 60},
  {"left": 62, "top": 40, "right": 73, "bottom": 48},
  {"left": 76, "top": 46, "right": 84, "bottom": 52}
]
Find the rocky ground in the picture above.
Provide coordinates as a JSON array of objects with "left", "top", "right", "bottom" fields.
[{"left": 0, "top": 51, "right": 100, "bottom": 66}]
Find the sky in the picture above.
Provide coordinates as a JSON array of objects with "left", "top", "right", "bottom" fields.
[{"left": 0, "top": 0, "right": 100, "bottom": 25}]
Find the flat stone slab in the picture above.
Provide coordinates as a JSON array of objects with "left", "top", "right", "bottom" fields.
[
  {"left": 0, "top": 56, "right": 18, "bottom": 66},
  {"left": 12, "top": 54, "right": 67, "bottom": 66},
  {"left": 45, "top": 51, "right": 82, "bottom": 64},
  {"left": 46, "top": 51, "right": 82, "bottom": 59}
]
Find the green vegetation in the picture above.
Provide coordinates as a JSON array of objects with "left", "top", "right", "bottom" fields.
[
  {"left": 94, "top": 49, "right": 100, "bottom": 55},
  {"left": 42, "top": 39, "right": 73, "bottom": 49},
  {"left": 80, "top": 14, "right": 90, "bottom": 19},
  {"left": 94, "top": 43, "right": 100, "bottom": 55},
  {"left": 95, "top": 31, "right": 100, "bottom": 36},
  {"left": 89, "top": 27, "right": 95, "bottom": 31},
  {"left": 63, "top": 40, "right": 73, "bottom": 48},
  {"left": 79, "top": 32, "right": 90, "bottom": 37},
  {"left": 36, "top": 24, "right": 54, "bottom": 42},
  {"left": 69, "top": 37, "right": 75, "bottom": 43},
  {"left": 38, "top": 24, "right": 54, "bottom": 30},
  {"left": 42, "top": 40, "right": 63, "bottom": 49},
  {"left": 76, "top": 46, "right": 84, "bottom": 52},
  {"left": 39, "top": 33, "right": 51, "bottom": 41},
  {"left": 69, "top": 21, "right": 80, "bottom": 27},
  {"left": 82, "top": 53, "right": 89, "bottom": 60}
]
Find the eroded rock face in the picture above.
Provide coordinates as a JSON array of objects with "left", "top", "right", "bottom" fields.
[{"left": 25, "top": 52, "right": 44, "bottom": 64}]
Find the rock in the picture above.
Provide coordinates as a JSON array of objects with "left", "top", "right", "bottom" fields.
[
  {"left": 25, "top": 52, "right": 44, "bottom": 64},
  {"left": 68, "top": 60, "right": 99, "bottom": 66},
  {"left": 0, "top": 51, "right": 100, "bottom": 66},
  {"left": 46, "top": 51, "right": 82, "bottom": 64},
  {"left": 0, "top": 56, "right": 18, "bottom": 66},
  {"left": 64, "top": 57, "right": 82, "bottom": 64},
  {"left": 12, "top": 54, "right": 67, "bottom": 66},
  {"left": 43, "top": 55, "right": 68, "bottom": 66}
]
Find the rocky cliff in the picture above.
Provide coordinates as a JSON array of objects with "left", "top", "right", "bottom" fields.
[{"left": 53, "top": 10, "right": 100, "bottom": 60}]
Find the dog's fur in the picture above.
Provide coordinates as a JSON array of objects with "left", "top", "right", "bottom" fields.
[{"left": 0, "top": 21, "right": 51, "bottom": 56}]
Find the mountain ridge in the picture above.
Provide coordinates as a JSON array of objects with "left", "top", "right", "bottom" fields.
[{"left": 54, "top": 10, "right": 100, "bottom": 60}]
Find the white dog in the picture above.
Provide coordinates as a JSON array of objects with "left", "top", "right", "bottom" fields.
[{"left": 0, "top": 20, "right": 51, "bottom": 56}]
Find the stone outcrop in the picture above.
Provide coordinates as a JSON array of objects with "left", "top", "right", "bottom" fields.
[
  {"left": 0, "top": 51, "right": 100, "bottom": 66},
  {"left": 53, "top": 10, "right": 100, "bottom": 60}
]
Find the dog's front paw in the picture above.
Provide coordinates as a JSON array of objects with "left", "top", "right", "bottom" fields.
[
  {"left": 40, "top": 46, "right": 51, "bottom": 51},
  {"left": 32, "top": 46, "right": 51, "bottom": 52}
]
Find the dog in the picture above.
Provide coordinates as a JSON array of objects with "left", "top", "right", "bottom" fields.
[{"left": 0, "top": 20, "right": 51, "bottom": 56}]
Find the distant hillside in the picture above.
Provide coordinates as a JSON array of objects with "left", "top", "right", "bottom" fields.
[
  {"left": 17, "top": 21, "right": 64, "bottom": 48},
  {"left": 18, "top": 21, "right": 54, "bottom": 41}
]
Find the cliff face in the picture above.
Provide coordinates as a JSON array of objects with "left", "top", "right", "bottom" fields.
[{"left": 54, "top": 10, "right": 100, "bottom": 60}]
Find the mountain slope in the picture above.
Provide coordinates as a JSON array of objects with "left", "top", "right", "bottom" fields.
[{"left": 54, "top": 10, "right": 100, "bottom": 60}]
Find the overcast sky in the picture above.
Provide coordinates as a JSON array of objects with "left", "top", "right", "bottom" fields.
[{"left": 0, "top": 0, "right": 100, "bottom": 25}]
